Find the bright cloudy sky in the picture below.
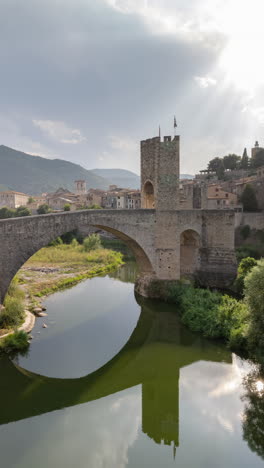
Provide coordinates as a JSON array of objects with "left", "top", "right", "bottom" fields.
[{"left": 1, "top": 0, "right": 264, "bottom": 174}]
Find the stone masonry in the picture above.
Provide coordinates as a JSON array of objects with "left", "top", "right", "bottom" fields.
[{"left": 0, "top": 132, "right": 237, "bottom": 303}]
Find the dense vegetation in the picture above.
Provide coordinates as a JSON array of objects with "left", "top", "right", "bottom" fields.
[
  {"left": 152, "top": 257, "right": 264, "bottom": 363},
  {"left": 207, "top": 149, "right": 264, "bottom": 178},
  {"left": 0, "top": 331, "right": 29, "bottom": 355},
  {"left": 0, "top": 278, "right": 25, "bottom": 330},
  {"left": 0, "top": 206, "right": 31, "bottom": 219}
]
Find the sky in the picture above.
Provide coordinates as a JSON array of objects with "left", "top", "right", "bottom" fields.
[{"left": 1, "top": 0, "right": 264, "bottom": 175}]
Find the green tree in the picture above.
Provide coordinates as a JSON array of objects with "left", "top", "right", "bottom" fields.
[
  {"left": 37, "top": 204, "right": 51, "bottom": 215},
  {"left": 241, "top": 148, "right": 249, "bottom": 169},
  {"left": 235, "top": 257, "right": 257, "bottom": 295},
  {"left": 0, "top": 207, "right": 15, "bottom": 219},
  {"left": 244, "top": 259, "right": 264, "bottom": 352},
  {"left": 64, "top": 204, "right": 71, "bottom": 211},
  {"left": 14, "top": 206, "right": 31, "bottom": 217},
  {"left": 223, "top": 154, "right": 241, "bottom": 170},
  {"left": 240, "top": 184, "right": 258, "bottom": 212},
  {"left": 27, "top": 196, "right": 35, "bottom": 204},
  {"left": 208, "top": 157, "right": 223, "bottom": 173}
]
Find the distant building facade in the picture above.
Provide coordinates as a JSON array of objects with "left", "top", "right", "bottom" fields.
[{"left": 0, "top": 191, "right": 29, "bottom": 209}]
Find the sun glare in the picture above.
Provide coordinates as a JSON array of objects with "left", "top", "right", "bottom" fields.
[{"left": 218, "top": 1, "right": 264, "bottom": 92}]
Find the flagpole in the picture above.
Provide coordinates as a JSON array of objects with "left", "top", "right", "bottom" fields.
[{"left": 174, "top": 116, "right": 177, "bottom": 138}]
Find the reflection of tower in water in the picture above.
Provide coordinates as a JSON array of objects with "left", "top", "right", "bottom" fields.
[{"left": 142, "top": 373, "right": 179, "bottom": 457}]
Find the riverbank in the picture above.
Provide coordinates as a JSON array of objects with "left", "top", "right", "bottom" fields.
[
  {"left": 0, "top": 242, "right": 124, "bottom": 346},
  {"left": 19, "top": 245, "right": 124, "bottom": 299}
]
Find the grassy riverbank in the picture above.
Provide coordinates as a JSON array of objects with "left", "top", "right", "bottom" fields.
[
  {"left": 18, "top": 243, "right": 124, "bottom": 298},
  {"left": 0, "top": 238, "right": 124, "bottom": 351}
]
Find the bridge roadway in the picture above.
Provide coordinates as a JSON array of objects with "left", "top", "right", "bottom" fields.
[{"left": 0, "top": 299, "right": 231, "bottom": 450}]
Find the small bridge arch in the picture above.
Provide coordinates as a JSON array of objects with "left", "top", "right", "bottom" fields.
[{"left": 180, "top": 228, "right": 201, "bottom": 278}]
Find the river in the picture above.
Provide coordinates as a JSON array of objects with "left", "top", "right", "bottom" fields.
[{"left": 0, "top": 262, "right": 263, "bottom": 468}]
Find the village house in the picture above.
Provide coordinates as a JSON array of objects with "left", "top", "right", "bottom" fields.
[
  {"left": 0, "top": 191, "right": 29, "bottom": 209},
  {"left": 46, "top": 188, "right": 79, "bottom": 211}
]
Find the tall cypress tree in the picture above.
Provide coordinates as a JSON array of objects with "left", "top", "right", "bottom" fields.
[{"left": 241, "top": 148, "right": 249, "bottom": 169}]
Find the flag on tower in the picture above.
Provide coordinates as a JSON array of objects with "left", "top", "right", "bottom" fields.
[{"left": 174, "top": 116, "right": 177, "bottom": 128}]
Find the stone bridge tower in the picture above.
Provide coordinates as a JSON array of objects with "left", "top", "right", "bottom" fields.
[{"left": 141, "top": 135, "right": 180, "bottom": 210}]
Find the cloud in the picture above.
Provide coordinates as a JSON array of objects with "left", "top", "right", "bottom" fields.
[
  {"left": 248, "top": 107, "right": 264, "bottom": 126},
  {"left": 194, "top": 76, "right": 217, "bottom": 88},
  {"left": 109, "top": 135, "right": 137, "bottom": 152},
  {"left": 32, "top": 120, "right": 86, "bottom": 144}
]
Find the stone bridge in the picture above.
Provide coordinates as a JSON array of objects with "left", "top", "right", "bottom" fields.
[{"left": 0, "top": 207, "right": 237, "bottom": 304}]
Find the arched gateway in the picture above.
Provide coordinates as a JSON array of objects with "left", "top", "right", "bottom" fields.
[{"left": 0, "top": 131, "right": 237, "bottom": 304}]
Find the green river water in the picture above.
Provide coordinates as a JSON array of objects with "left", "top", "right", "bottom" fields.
[{"left": 0, "top": 262, "right": 263, "bottom": 468}]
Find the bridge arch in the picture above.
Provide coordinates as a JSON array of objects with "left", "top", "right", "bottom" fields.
[
  {"left": 93, "top": 225, "right": 154, "bottom": 275},
  {"left": 180, "top": 229, "right": 201, "bottom": 278},
  {"left": 0, "top": 212, "right": 156, "bottom": 304}
]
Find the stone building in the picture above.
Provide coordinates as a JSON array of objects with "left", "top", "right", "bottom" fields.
[
  {"left": 126, "top": 190, "right": 141, "bottom": 209},
  {"left": 0, "top": 191, "right": 29, "bottom": 209},
  {"left": 75, "top": 180, "right": 87, "bottom": 195},
  {"left": 47, "top": 188, "right": 79, "bottom": 211},
  {"left": 205, "top": 185, "right": 239, "bottom": 209}
]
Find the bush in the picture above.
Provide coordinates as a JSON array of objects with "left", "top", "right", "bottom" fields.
[
  {"left": 14, "top": 206, "right": 31, "bottom": 217},
  {"left": 64, "top": 204, "right": 71, "bottom": 211},
  {"left": 48, "top": 237, "right": 63, "bottom": 247},
  {"left": 37, "top": 204, "right": 51, "bottom": 215},
  {"left": 83, "top": 234, "right": 102, "bottom": 252},
  {"left": 71, "top": 238, "right": 79, "bottom": 248},
  {"left": 165, "top": 283, "right": 249, "bottom": 351},
  {"left": 0, "top": 331, "right": 29, "bottom": 354},
  {"left": 244, "top": 260, "right": 264, "bottom": 352},
  {"left": 0, "top": 207, "right": 15, "bottom": 219},
  {"left": 0, "top": 278, "right": 25, "bottom": 329},
  {"left": 234, "top": 257, "right": 258, "bottom": 295},
  {"left": 0, "top": 296, "right": 25, "bottom": 328}
]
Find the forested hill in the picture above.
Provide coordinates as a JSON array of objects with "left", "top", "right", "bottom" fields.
[
  {"left": 0, "top": 146, "right": 109, "bottom": 194},
  {"left": 0, "top": 145, "right": 194, "bottom": 195}
]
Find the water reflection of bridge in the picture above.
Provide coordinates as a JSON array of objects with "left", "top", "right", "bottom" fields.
[{"left": 0, "top": 298, "right": 231, "bottom": 455}]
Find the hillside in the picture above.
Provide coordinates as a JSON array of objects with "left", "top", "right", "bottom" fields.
[
  {"left": 0, "top": 145, "right": 194, "bottom": 195},
  {"left": 92, "top": 168, "right": 140, "bottom": 189},
  {"left": 0, "top": 146, "right": 108, "bottom": 194}
]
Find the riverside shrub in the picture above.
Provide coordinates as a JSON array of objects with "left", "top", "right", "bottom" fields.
[
  {"left": 167, "top": 283, "right": 249, "bottom": 350},
  {"left": 244, "top": 259, "right": 264, "bottom": 353},
  {"left": 83, "top": 234, "right": 101, "bottom": 252},
  {"left": 0, "top": 278, "right": 25, "bottom": 329},
  {"left": 0, "top": 331, "right": 29, "bottom": 354}
]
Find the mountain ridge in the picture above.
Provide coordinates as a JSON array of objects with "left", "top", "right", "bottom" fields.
[{"left": 0, "top": 145, "right": 194, "bottom": 195}]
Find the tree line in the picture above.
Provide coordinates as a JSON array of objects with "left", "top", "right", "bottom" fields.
[{"left": 207, "top": 148, "right": 264, "bottom": 179}]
